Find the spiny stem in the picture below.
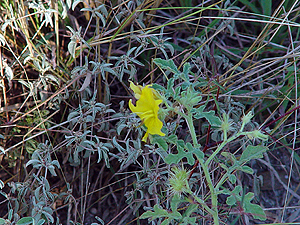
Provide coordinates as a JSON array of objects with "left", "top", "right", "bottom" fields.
[
  {"left": 185, "top": 110, "right": 219, "bottom": 224},
  {"left": 198, "top": 159, "right": 220, "bottom": 225},
  {"left": 205, "top": 132, "right": 247, "bottom": 167},
  {"left": 185, "top": 113, "right": 198, "bottom": 147}
]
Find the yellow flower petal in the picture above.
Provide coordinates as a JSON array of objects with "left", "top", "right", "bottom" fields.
[
  {"left": 129, "top": 85, "right": 165, "bottom": 141},
  {"left": 130, "top": 81, "right": 161, "bottom": 100},
  {"left": 144, "top": 115, "right": 165, "bottom": 136},
  {"left": 142, "top": 132, "right": 149, "bottom": 142},
  {"left": 130, "top": 81, "right": 142, "bottom": 99}
]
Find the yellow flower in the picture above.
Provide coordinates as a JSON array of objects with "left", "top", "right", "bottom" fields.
[
  {"left": 129, "top": 81, "right": 161, "bottom": 100},
  {"left": 129, "top": 83, "right": 165, "bottom": 142}
]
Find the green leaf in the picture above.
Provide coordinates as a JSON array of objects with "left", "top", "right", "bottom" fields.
[
  {"left": 193, "top": 148, "right": 204, "bottom": 161},
  {"left": 182, "top": 216, "right": 196, "bottom": 225},
  {"left": 240, "top": 165, "right": 254, "bottom": 174},
  {"left": 0, "top": 219, "right": 8, "bottom": 225},
  {"left": 220, "top": 163, "right": 229, "bottom": 172},
  {"left": 221, "top": 152, "right": 237, "bottom": 164},
  {"left": 153, "top": 58, "right": 180, "bottom": 74},
  {"left": 239, "top": 145, "right": 268, "bottom": 164},
  {"left": 226, "top": 195, "right": 237, "bottom": 206},
  {"left": 226, "top": 185, "right": 242, "bottom": 206},
  {"left": 26, "top": 159, "right": 41, "bottom": 168},
  {"left": 185, "top": 142, "right": 204, "bottom": 163},
  {"left": 16, "top": 217, "right": 34, "bottom": 225},
  {"left": 153, "top": 136, "right": 168, "bottom": 152},
  {"left": 140, "top": 204, "right": 169, "bottom": 220},
  {"left": 94, "top": 216, "right": 105, "bottom": 225},
  {"left": 192, "top": 105, "right": 222, "bottom": 126},
  {"left": 182, "top": 204, "right": 198, "bottom": 218},
  {"left": 181, "top": 204, "right": 198, "bottom": 224},
  {"left": 225, "top": 185, "right": 266, "bottom": 221},
  {"left": 177, "top": 139, "right": 185, "bottom": 149},
  {"left": 243, "top": 192, "right": 266, "bottom": 221},
  {"left": 170, "top": 194, "right": 181, "bottom": 212},
  {"left": 185, "top": 142, "right": 194, "bottom": 151},
  {"left": 8, "top": 209, "right": 12, "bottom": 221},
  {"left": 167, "top": 78, "right": 175, "bottom": 92},
  {"left": 165, "top": 145, "right": 188, "bottom": 164},
  {"left": 229, "top": 174, "right": 237, "bottom": 184},
  {"left": 260, "top": 0, "right": 272, "bottom": 17},
  {"left": 181, "top": 63, "right": 191, "bottom": 81},
  {"left": 152, "top": 83, "right": 166, "bottom": 93},
  {"left": 166, "top": 134, "right": 178, "bottom": 144},
  {"left": 112, "top": 137, "right": 124, "bottom": 152},
  {"left": 161, "top": 218, "right": 172, "bottom": 225},
  {"left": 165, "top": 141, "right": 203, "bottom": 165},
  {"left": 78, "top": 72, "right": 92, "bottom": 92},
  {"left": 169, "top": 212, "right": 181, "bottom": 220},
  {"left": 232, "top": 185, "right": 242, "bottom": 197},
  {"left": 36, "top": 219, "right": 45, "bottom": 225},
  {"left": 174, "top": 86, "right": 181, "bottom": 97},
  {"left": 68, "top": 40, "right": 77, "bottom": 58}
]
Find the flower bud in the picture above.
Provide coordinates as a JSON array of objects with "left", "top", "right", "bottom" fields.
[
  {"left": 242, "top": 111, "right": 253, "bottom": 126},
  {"left": 168, "top": 167, "right": 190, "bottom": 196},
  {"left": 246, "top": 130, "right": 268, "bottom": 141}
]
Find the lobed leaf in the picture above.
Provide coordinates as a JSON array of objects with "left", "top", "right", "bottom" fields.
[
  {"left": 192, "top": 105, "right": 222, "bottom": 126},
  {"left": 243, "top": 192, "right": 266, "bottom": 221}
]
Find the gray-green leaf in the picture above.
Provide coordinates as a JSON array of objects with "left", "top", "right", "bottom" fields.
[
  {"left": 239, "top": 145, "right": 268, "bottom": 164},
  {"left": 154, "top": 58, "right": 180, "bottom": 74}
]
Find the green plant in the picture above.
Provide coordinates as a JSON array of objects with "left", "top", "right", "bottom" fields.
[{"left": 133, "top": 58, "right": 268, "bottom": 224}]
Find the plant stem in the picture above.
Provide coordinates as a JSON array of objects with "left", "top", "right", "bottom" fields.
[
  {"left": 205, "top": 132, "right": 247, "bottom": 167},
  {"left": 185, "top": 111, "right": 219, "bottom": 223},
  {"left": 185, "top": 113, "right": 198, "bottom": 147},
  {"left": 198, "top": 158, "right": 219, "bottom": 225},
  {"left": 166, "top": 102, "right": 198, "bottom": 147}
]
